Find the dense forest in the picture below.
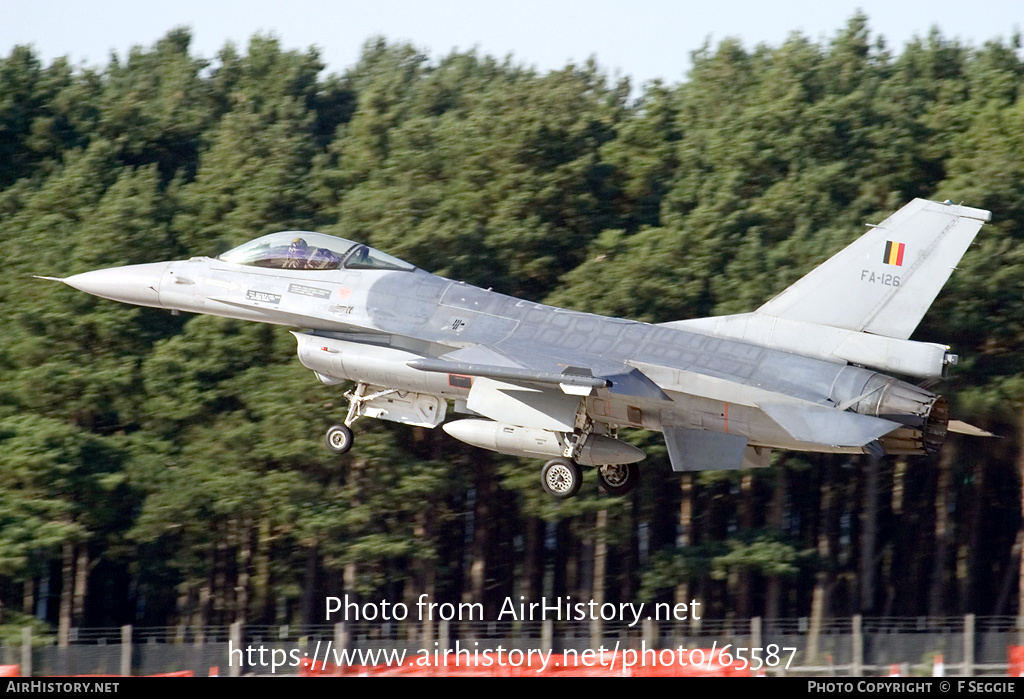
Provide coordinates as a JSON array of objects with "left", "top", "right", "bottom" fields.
[{"left": 1, "top": 14, "right": 1023, "bottom": 641}]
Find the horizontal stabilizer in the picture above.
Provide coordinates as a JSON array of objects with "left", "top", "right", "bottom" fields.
[
  {"left": 661, "top": 313, "right": 953, "bottom": 379},
  {"left": 948, "top": 420, "right": 997, "bottom": 438},
  {"left": 759, "top": 402, "right": 901, "bottom": 447}
]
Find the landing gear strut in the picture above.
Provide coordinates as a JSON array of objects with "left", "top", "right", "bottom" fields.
[
  {"left": 324, "top": 381, "right": 387, "bottom": 455},
  {"left": 541, "top": 458, "right": 582, "bottom": 499}
]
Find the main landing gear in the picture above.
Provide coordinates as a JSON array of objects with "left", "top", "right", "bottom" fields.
[
  {"left": 597, "top": 463, "right": 640, "bottom": 496},
  {"left": 541, "top": 458, "right": 582, "bottom": 499},
  {"left": 540, "top": 459, "right": 640, "bottom": 500},
  {"left": 539, "top": 414, "right": 640, "bottom": 499}
]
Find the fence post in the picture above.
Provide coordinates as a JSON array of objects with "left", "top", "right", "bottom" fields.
[
  {"left": 805, "top": 614, "right": 819, "bottom": 667},
  {"left": 964, "top": 613, "right": 974, "bottom": 677},
  {"left": 20, "top": 627, "right": 30, "bottom": 677},
  {"left": 119, "top": 625, "right": 131, "bottom": 677},
  {"left": 590, "top": 617, "right": 602, "bottom": 653},
  {"left": 334, "top": 622, "right": 349, "bottom": 669},
  {"left": 229, "top": 621, "right": 242, "bottom": 677},
  {"left": 642, "top": 618, "right": 658, "bottom": 652},
  {"left": 852, "top": 615, "right": 863, "bottom": 676},
  {"left": 439, "top": 619, "right": 450, "bottom": 654}
]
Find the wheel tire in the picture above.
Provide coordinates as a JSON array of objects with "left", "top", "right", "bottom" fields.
[
  {"left": 541, "top": 458, "right": 582, "bottom": 499},
  {"left": 325, "top": 424, "right": 354, "bottom": 454},
  {"left": 597, "top": 463, "right": 639, "bottom": 496}
]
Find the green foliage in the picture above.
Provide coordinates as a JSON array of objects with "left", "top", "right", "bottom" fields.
[
  {"left": 0, "top": 612, "right": 54, "bottom": 645},
  {"left": 638, "top": 531, "right": 806, "bottom": 601},
  {"left": 710, "top": 533, "right": 801, "bottom": 578},
  {"left": 1, "top": 16, "right": 1023, "bottom": 627}
]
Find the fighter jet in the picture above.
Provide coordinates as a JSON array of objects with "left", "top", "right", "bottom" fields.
[{"left": 44, "top": 199, "right": 991, "bottom": 498}]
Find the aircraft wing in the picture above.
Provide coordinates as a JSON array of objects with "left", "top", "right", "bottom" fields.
[
  {"left": 409, "top": 343, "right": 671, "bottom": 401},
  {"left": 408, "top": 343, "right": 670, "bottom": 432},
  {"left": 408, "top": 356, "right": 610, "bottom": 390}
]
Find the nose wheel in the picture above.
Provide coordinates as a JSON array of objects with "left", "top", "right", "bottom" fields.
[
  {"left": 324, "top": 382, "right": 376, "bottom": 455},
  {"left": 325, "top": 424, "right": 354, "bottom": 454},
  {"left": 541, "top": 458, "right": 582, "bottom": 499}
]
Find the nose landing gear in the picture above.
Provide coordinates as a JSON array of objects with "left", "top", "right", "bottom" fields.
[
  {"left": 325, "top": 424, "right": 354, "bottom": 454},
  {"left": 324, "top": 382, "right": 379, "bottom": 455}
]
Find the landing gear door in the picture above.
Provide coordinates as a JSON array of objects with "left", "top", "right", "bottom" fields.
[{"left": 356, "top": 390, "right": 446, "bottom": 429}]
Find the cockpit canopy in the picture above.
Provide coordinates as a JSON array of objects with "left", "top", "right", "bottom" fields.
[{"left": 218, "top": 232, "right": 415, "bottom": 272}]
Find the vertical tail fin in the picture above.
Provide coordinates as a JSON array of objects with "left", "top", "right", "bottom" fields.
[{"left": 757, "top": 199, "right": 990, "bottom": 340}]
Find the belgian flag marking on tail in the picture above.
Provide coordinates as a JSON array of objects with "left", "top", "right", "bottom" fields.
[{"left": 883, "top": 241, "right": 906, "bottom": 266}]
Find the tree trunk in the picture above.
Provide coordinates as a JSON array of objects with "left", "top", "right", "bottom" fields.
[
  {"left": 807, "top": 458, "right": 835, "bottom": 664},
  {"left": 737, "top": 472, "right": 754, "bottom": 617},
  {"left": 1017, "top": 401, "right": 1024, "bottom": 628},
  {"left": 407, "top": 506, "right": 436, "bottom": 643},
  {"left": 882, "top": 458, "right": 907, "bottom": 616},
  {"left": 213, "top": 521, "right": 228, "bottom": 627},
  {"left": 994, "top": 531, "right": 1022, "bottom": 617},
  {"left": 253, "top": 518, "right": 270, "bottom": 624},
  {"left": 463, "top": 456, "right": 492, "bottom": 617},
  {"left": 674, "top": 474, "right": 694, "bottom": 635},
  {"left": 929, "top": 444, "right": 955, "bottom": 617},
  {"left": 73, "top": 544, "right": 88, "bottom": 627},
  {"left": 175, "top": 585, "right": 189, "bottom": 637},
  {"left": 554, "top": 520, "right": 571, "bottom": 599},
  {"left": 236, "top": 519, "right": 251, "bottom": 624},
  {"left": 766, "top": 461, "right": 787, "bottom": 620},
  {"left": 302, "top": 543, "right": 318, "bottom": 626},
  {"left": 961, "top": 454, "right": 984, "bottom": 614},
  {"left": 58, "top": 541, "right": 73, "bottom": 647},
  {"left": 23, "top": 578, "right": 34, "bottom": 617},
  {"left": 522, "top": 517, "right": 542, "bottom": 602},
  {"left": 860, "top": 454, "right": 879, "bottom": 613},
  {"left": 591, "top": 509, "right": 607, "bottom": 646},
  {"left": 621, "top": 492, "right": 639, "bottom": 602},
  {"left": 593, "top": 510, "right": 607, "bottom": 602},
  {"left": 344, "top": 456, "right": 366, "bottom": 604},
  {"left": 194, "top": 552, "right": 213, "bottom": 643}
]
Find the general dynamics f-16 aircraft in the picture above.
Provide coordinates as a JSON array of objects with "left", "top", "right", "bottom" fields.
[{"left": 44, "top": 199, "right": 991, "bottom": 498}]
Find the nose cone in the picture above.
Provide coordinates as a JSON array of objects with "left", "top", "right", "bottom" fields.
[{"left": 63, "top": 262, "right": 171, "bottom": 308}]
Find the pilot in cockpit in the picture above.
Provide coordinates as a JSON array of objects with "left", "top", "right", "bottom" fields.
[{"left": 280, "top": 236, "right": 342, "bottom": 270}]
